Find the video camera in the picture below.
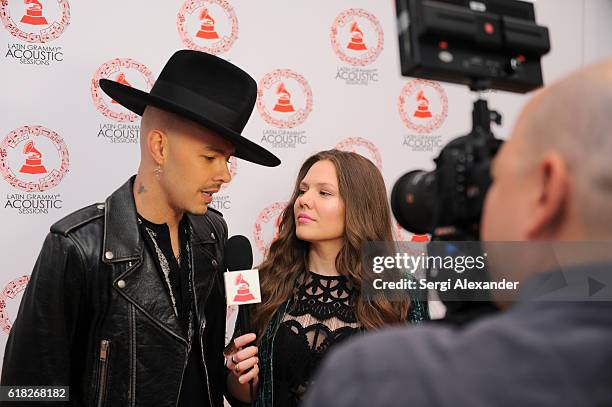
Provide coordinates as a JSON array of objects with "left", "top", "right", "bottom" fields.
[{"left": 392, "top": 0, "right": 550, "bottom": 241}]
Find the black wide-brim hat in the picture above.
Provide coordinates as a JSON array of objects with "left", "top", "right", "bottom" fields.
[{"left": 99, "top": 50, "right": 280, "bottom": 167}]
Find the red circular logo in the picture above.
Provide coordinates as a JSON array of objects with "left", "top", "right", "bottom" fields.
[
  {"left": 91, "top": 58, "right": 156, "bottom": 123},
  {"left": 0, "top": 125, "right": 69, "bottom": 192},
  {"left": 398, "top": 79, "right": 449, "bottom": 134},
  {"left": 330, "top": 8, "right": 384, "bottom": 67},
  {"left": 177, "top": 0, "right": 238, "bottom": 55},
  {"left": 335, "top": 137, "right": 383, "bottom": 171},
  {"left": 257, "top": 69, "right": 313, "bottom": 129},
  {"left": 0, "top": 0, "right": 70, "bottom": 43},
  {"left": 0, "top": 275, "right": 29, "bottom": 335},
  {"left": 253, "top": 201, "right": 287, "bottom": 255}
]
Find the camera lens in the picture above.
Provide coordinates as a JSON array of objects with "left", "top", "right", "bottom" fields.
[{"left": 391, "top": 170, "right": 436, "bottom": 234}]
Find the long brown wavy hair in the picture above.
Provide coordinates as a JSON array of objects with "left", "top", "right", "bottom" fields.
[{"left": 251, "top": 149, "right": 410, "bottom": 340}]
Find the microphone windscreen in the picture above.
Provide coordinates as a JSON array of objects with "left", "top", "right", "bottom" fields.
[{"left": 225, "top": 235, "right": 253, "bottom": 271}]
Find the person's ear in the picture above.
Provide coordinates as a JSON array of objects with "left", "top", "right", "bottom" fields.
[
  {"left": 525, "top": 153, "right": 568, "bottom": 239},
  {"left": 147, "top": 129, "right": 168, "bottom": 166}
]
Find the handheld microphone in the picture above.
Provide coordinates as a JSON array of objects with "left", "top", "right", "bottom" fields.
[
  {"left": 226, "top": 235, "right": 253, "bottom": 271},
  {"left": 224, "top": 235, "right": 259, "bottom": 404},
  {"left": 224, "top": 235, "right": 259, "bottom": 334}
]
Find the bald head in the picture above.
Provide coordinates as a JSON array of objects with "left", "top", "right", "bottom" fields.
[
  {"left": 514, "top": 59, "right": 612, "bottom": 235},
  {"left": 519, "top": 60, "right": 612, "bottom": 163}
]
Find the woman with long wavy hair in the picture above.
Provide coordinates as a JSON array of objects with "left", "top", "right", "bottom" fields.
[{"left": 225, "top": 149, "right": 428, "bottom": 406}]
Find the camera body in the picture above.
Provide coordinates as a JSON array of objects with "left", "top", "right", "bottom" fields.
[
  {"left": 392, "top": 100, "right": 502, "bottom": 240},
  {"left": 393, "top": 0, "right": 550, "bottom": 240},
  {"left": 393, "top": 0, "right": 550, "bottom": 323}
]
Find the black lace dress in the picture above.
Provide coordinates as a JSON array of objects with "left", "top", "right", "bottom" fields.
[{"left": 272, "top": 271, "right": 361, "bottom": 406}]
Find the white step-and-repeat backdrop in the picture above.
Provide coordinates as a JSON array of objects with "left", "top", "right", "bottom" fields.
[{"left": 1, "top": 0, "right": 611, "bottom": 367}]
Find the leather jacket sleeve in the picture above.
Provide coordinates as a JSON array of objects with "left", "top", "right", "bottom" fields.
[{"left": 1, "top": 231, "right": 85, "bottom": 387}]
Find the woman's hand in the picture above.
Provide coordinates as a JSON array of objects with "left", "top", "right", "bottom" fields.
[{"left": 226, "top": 333, "right": 259, "bottom": 385}]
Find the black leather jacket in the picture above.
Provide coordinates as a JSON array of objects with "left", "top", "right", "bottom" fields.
[{"left": 1, "top": 178, "right": 229, "bottom": 406}]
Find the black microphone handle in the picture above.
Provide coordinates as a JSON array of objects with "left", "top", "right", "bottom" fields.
[
  {"left": 237, "top": 304, "right": 255, "bottom": 404},
  {"left": 239, "top": 303, "right": 251, "bottom": 335}
]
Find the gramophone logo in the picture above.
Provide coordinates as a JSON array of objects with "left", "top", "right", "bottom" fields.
[
  {"left": 257, "top": 69, "right": 313, "bottom": 129},
  {"left": 210, "top": 158, "right": 238, "bottom": 212},
  {"left": 224, "top": 269, "right": 261, "bottom": 306},
  {"left": 399, "top": 79, "right": 448, "bottom": 134},
  {"left": 20, "top": 0, "right": 47, "bottom": 24},
  {"left": 233, "top": 274, "right": 255, "bottom": 302},
  {"left": 177, "top": 0, "right": 238, "bottom": 55},
  {"left": 19, "top": 140, "right": 47, "bottom": 174},
  {"left": 91, "top": 58, "right": 156, "bottom": 124},
  {"left": 330, "top": 9, "right": 384, "bottom": 67},
  {"left": 253, "top": 201, "right": 287, "bottom": 256},
  {"left": 0, "top": 0, "right": 70, "bottom": 43},
  {"left": 196, "top": 8, "right": 218, "bottom": 39},
  {"left": 0, "top": 275, "right": 29, "bottom": 335},
  {"left": 0, "top": 125, "right": 69, "bottom": 193},
  {"left": 273, "top": 83, "right": 295, "bottom": 113},
  {"left": 335, "top": 137, "right": 383, "bottom": 171}
]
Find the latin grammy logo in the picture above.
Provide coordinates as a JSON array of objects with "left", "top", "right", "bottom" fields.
[
  {"left": 273, "top": 82, "right": 295, "bottom": 113},
  {"left": 347, "top": 21, "right": 367, "bottom": 51},
  {"left": 19, "top": 140, "right": 47, "bottom": 174},
  {"left": 20, "top": 0, "right": 48, "bottom": 26},
  {"left": 233, "top": 274, "right": 255, "bottom": 303},
  {"left": 413, "top": 90, "right": 433, "bottom": 119},
  {"left": 196, "top": 8, "right": 219, "bottom": 40},
  {"left": 111, "top": 73, "right": 132, "bottom": 104}
]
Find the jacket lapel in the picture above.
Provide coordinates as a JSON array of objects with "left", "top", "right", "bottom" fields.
[
  {"left": 103, "top": 177, "right": 186, "bottom": 343},
  {"left": 188, "top": 213, "right": 222, "bottom": 323}
]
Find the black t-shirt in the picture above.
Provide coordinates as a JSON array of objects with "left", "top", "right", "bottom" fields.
[{"left": 138, "top": 215, "right": 210, "bottom": 407}]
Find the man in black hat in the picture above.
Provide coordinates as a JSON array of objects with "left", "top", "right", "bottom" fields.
[{"left": 1, "top": 50, "right": 279, "bottom": 406}]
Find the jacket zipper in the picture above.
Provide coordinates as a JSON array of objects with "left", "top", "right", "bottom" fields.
[
  {"left": 199, "top": 317, "right": 214, "bottom": 407},
  {"left": 174, "top": 345, "right": 191, "bottom": 406},
  {"left": 191, "top": 246, "right": 216, "bottom": 407},
  {"left": 96, "top": 339, "right": 111, "bottom": 407}
]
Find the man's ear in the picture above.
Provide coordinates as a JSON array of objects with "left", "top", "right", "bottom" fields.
[
  {"left": 525, "top": 152, "right": 569, "bottom": 239},
  {"left": 147, "top": 129, "right": 168, "bottom": 166}
]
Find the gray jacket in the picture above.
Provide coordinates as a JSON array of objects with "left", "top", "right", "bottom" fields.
[{"left": 304, "top": 264, "right": 612, "bottom": 407}]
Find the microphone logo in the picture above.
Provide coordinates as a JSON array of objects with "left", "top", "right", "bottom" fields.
[
  {"left": 224, "top": 269, "right": 261, "bottom": 306},
  {"left": 233, "top": 273, "right": 256, "bottom": 303}
]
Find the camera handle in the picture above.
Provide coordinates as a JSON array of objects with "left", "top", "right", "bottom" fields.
[
  {"left": 472, "top": 98, "right": 502, "bottom": 138},
  {"left": 469, "top": 78, "right": 502, "bottom": 137}
]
